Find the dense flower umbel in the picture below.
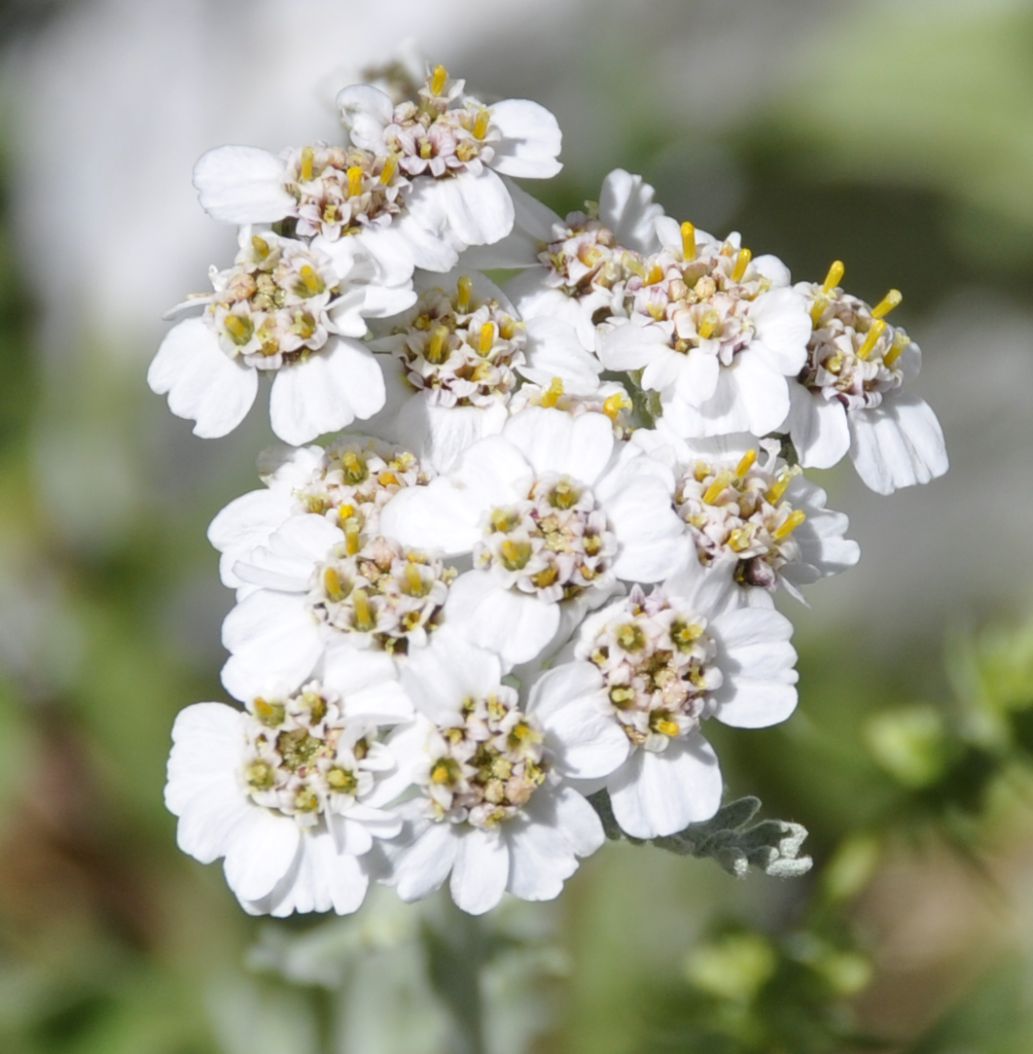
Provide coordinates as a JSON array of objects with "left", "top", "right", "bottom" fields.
[
  {"left": 158, "top": 56, "right": 949, "bottom": 917},
  {"left": 786, "top": 262, "right": 947, "bottom": 494}
]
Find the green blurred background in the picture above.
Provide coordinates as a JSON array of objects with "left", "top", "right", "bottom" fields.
[{"left": 2, "top": 0, "right": 1033, "bottom": 1050}]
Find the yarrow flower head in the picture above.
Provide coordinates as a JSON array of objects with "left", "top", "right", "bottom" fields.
[{"left": 157, "top": 53, "right": 948, "bottom": 918}]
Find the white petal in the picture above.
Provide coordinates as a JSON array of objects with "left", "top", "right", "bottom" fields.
[
  {"left": 402, "top": 627, "right": 503, "bottom": 721},
  {"left": 490, "top": 99, "right": 562, "bottom": 179},
  {"left": 503, "top": 408, "right": 614, "bottom": 484},
  {"left": 522, "top": 317, "right": 602, "bottom": 393},
  {"left": 148, "top": 318, "right": 257, "bottom": 438},
  {"left": 599, "top": 320, "right": 667, "bottom": 371},
  {"left": 377, "top": 479, "right": 485, "bottom": 555},
  {"left": 849, "top": 395, "right": 948, "bottom": 495},
  {"left": 607, "top": 736, "right": 723, "bottom": 838},
  {"left": 450, "top": 829, "right": 510, "bottom": 915},
  {"left": 461, "top": 179, "right": 560, "bottom": 269},
  {"left": 507, "top": 819, "right": 576, "bottom": 900},
  {"left": 551, "top": 785, "right": 606, "bottom": 857},
  {"left": 788, "top": 385, "right": 851, "bottom": 470},
  {"left": 223, "top": 809, "right": 301, "bottom": 903},
  {"left": 393, "top": 823, "right": 458, "bottom": 901},
  {"left": 388, "top": 393, "right": 509, "bottom": 474},
  {"left": 439, "top": 169, "right": 515, "bottom": 247},
  {"left": 208, "top": 489, "right": 295, "bottom": 589},
  {"left": 444, "top": 572, "right": 561, "bottom": 666},
  {"left": 733, "top": 354, "right": 790, "bottom": 435},
  {"left": 599, "top": 169, "right": 663, "bottom": 253},
  {"left": 234, "top": 514, "right": 342, "bottom": 592},
  {"left": 337, "top": 84, "right": 393, "bottom": 151},
  {"left": 603, "top": 476, "right": 686, "bottom": 583},
  {"left": 750, "top": 288, "right": 810, "bottom": 374},
  {"left": 193, "top": 145, "right": 294, "bottom": 224},
  {"left": 320, "top": 645, "right": 411, "bottom": 722}
]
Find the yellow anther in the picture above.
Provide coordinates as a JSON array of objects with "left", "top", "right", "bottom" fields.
[
  {"left": 298, "top": 265, "right": 325, "bottom": 297},
  {"left": 499, "top": 540, "right": 532, "bottom": 571},
  {"left": 403, "top": 563, "right": 426, "bottom": 596},
  {"left": 346, "top": 165, "right": 364, "bottom": 197},
  {"left": 431, "top": 759, "right": 456, "bottom": 785},
  {"left": 223, "top": 314, "right": 253, "bottom": 347},
  {"left": 251, "top": 234, "right": 270, "bottom": 259},
  {"left": 532, "top": 566, "right": 558, "bottom": 589},
  {"left": 490, "top": 508, "right": 518, "bottom": 533},
  {"left": 810, "top": 295, "right": 829, "bottom": 325},
  {"left": 883, "top": 332, "right": 908, "bottom": 368},
  {"left": 697, "top": 309, "right": 722, "bottom": 341},
  {"left": 871, "top": 288, "right": 902, "bottom": 320},
  {"left": 603, "top": 391, "right": 631, "bottom": 421},
  {"left": 727, "top": 527, "right": 752, "bottom": 553},
  {"left": 735, "top": 449, "right": 757, "bottom": 479},
  {"left": 499, "top": 317, "right": 517, "bottom": 340},
  {"left": 341, "top": 451, "right": 368, "bottom": 483},
  {"left": 455, "top": 274, "right": 474, "bottom": 313},
  {"left": 703, "top": 472, "right": 732, "bottom": 505},
  {"left": 323, "top": 567, "right": 346, "bottom": 602},
  {"left": 473, "top": 108, "right": 491, "bottom": 140},
  {"left": 540, "top": 377, "right": 565, "bottom": 408},
  {"left": 344, "top": 518, "right": 361, "bottom": 556},
  {"left": 856, "top": 319, "right": 887, "bottom": 360},
  {"left": 623, "top": 253, "right": 646, "bottom": 279},
  {"left": 336, "top": 503, "right": 357, "bottom": 526},
  {"left": 645, "top": 263, "right": 665, "bottom": 285},
  {"left": 351, "top": 588, "right": 375, "bottom": 632},
  {"left": 773, "top": 509, "right": 807, "bottom": 541},
  {"left": 426, "top": 324, "right": 450, "bottom": 364},
  {"left": 377, "top": 471, "right": 399, "bottom": 486},
  {"left": 821, "top": 260, "right": 845, "bottom": 295},
  {"left": 429, "top": 64, "right": 449, "bottom": 96},
  {"left": 379, "top": 154, "right": 398, "bottom": 185},
  {"left": 478, "top": 322, "right": 496, "bottom": 355},
  {"left": 650, "top": 712, "right": 680, "bottom": 738},
  {"left": 680, "top": 221, "right": 697, "bottom": 261},
  {"left": 765, "top": 466, "right": 800, "bottom": 504},
  {"left": 731, "top": 247, "right": 752, "bottom": 283},
  {"left": 300, "top": 146, "right": 315, "bottom": 182}
]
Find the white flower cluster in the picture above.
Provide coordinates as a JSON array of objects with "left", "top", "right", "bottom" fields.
[{"left": 155, "top": 60, "right": 948, "bottom": 917}]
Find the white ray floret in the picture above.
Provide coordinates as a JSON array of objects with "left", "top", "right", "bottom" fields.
[
  {"left": 786, "top": 261, "right": 948, "bottom": 494},
  {"left": 379, "top": 407, "right": 687, "bottom": 665},
  {"left": 165, "top": 677, "right": 409, "bottom": 917},
  {"left": 562, "top": 568, "right": 798, "bottom": 839},
  {"left": 382, "top": 647, "right": 620, "bottom": 914},
  {"left": 148, "top": 230, "right": 398, "bottom": 443}
]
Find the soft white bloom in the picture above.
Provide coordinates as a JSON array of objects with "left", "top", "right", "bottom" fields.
[
  {"left": 786, "top": 264, "right": 948, "bottom": 494},
  {"left": 567, "top": 568, "right": 798, "bottom": 839},
  {"left": 367, "top": 269, "right": 588, "bottom": 471},
  {"left": 634, "top": 429, "right": 860, "bottom": 604},
  {"left": 599, "top": 219, "right": 810, "bottom": 438},
  {"left": 220, "top": 510, "right": 486, "bottom": 703},
  {"left": 497, "top": 169, "right": 666, "bottom": 348},
  {"left": 148, "top": 229, "right": 396, "bottom": 443},
  {"left": 193, "top": 141, "right": 456, "bottom": 280},
  {"left": 208, "top": 438, "right": 433, "bottom": 591},
  {"left": 379, "top": 408, "right": 686, "bottom": 665},
  {"left": 382, "top": 647, "right": 615, "bottom": 914},
  {"left": 338, "top": 64, "right": 561, "bottom": 255},
  {"left": 165, "top": 675, "right": 409, "bottom": 917}
]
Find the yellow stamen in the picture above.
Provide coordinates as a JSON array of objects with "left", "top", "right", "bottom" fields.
[
  {"left": 703, "top": 472, "right": 732, "bottom": 505},
  {"left": 344, "top": 518, "right": 361, "bottom": 556},
  {"left": 697, "top": 309, "right": 721, "bottom": 341},
  {"left": 341, "top": 451, "right": 368, "bottom": 483},
  {"left": 883, "top": 332, "right": 908, "bottom": 368},
  {"left": 455, "top": 274, "right": 473, "bottom": 313},
  {"left": 351, "top": 588, "right": 375, "bottom": 632},
  {"left": 810, "top": 295, "right": 828, "bottom": 325},
  {"left": 765, "top": 466, "right": 800, "bottom": 504},
  {"left": 603, "top": 391, "right": 631, "bottom": 421},
  {"left": 821, "top": 260, "right": 845, "bottom": 295},
  {"left": 426, "top": 324, "right": 450, "bottom": 364},
  {"left": 336, "top": 503, "right": 357, "bottom": 527},
  {"left": 499, "top": 540, "right": 532, "bottom": 571},
  {"left": 251, "top": 235, "right": 270, "bottom": 259},
  {"left": 499, "top": 317, "right": 517, "bottom": 340},
  {"left": 735, "top": 449, "right": 757, "bottom": 479},
  {"left": 473, "top": 109, "right": 491, "bottom": 140},
  {"left": 431, "top": 759, "right": 455, "bottom": 785},
  {"left": 346, "top": 165, "right": 364, "bottom": 197},
  {"left": 299, "top": 146, "right": 315, "bottom": 182},
  {"left": 323, "top": 567, "right": 345, "bottom": 602},
  {"left": 871, "top": 288, "right": 902, "bottom": 320},
  {"left": 377, "top": 471, "right": 399, "bottom": 486},
  {"left": 223, "top": 314, "right": 253, "bottom": 347},
  {"left": 478, "top": 322, "right": 496, "bottom": 355},
  {"left": 680, "top": 221, "right": 697, "bottom": 261},
  {"left": 645, "top": 263, "right": 665, "bottom": 285},
  {"left": 379, "top": 154, "right": 398, "bottom": 185},
  {"left": 298, "top": 265, "right": 325, "bottom": 297},
  {"left": 773, "top": 509, "right": 807, "bottom": 541},
  {"left": 539, "top": 377, "right": 564, "bottom": 408},
  {"left": 856, "top": 319, "right": 887, "bottom": 360},
  {"left": 403, "top": 563, "right": 426, "bottom": 596},
  {"left": 429, "top": 65, "right": 448, "bottom": 96},
  {"left": 728, "top": 527, "right": 752, "bottom": 552},
  {"left": 731, "top": 247, "right": 752, "bottom": 282}
]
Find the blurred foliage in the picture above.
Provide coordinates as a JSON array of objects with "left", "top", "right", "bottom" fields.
[{"left": 3, "top": 2, "right": 1033, "bottom": 1053}]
